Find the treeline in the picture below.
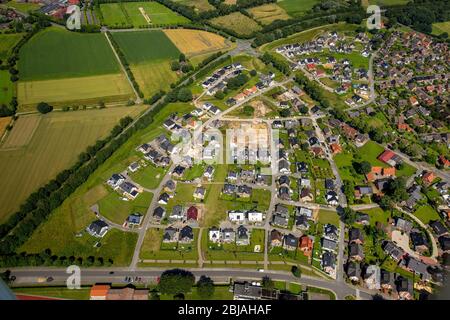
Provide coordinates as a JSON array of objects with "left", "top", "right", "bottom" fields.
[
  {"left": 252, "top": 8, "right": 366, "bottom": 47},
  {"left": 261, "top": 52, "right": 290, "bottom": 75},
  {"left": 0, "top": 14, "right": 51, "bottom": 117},
  {"left": 384, "top": 0, "right": 450, "bottom": 34},
  {"left": 294, "top": 73, "right": 330, "bottom": 109},
  {"left": 0, "top": 250, "right": 113, "bottom": 268},
  {"left": 106, "top": 31, "right": 143, "bottom": 99}
]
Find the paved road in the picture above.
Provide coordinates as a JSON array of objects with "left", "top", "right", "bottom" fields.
[{"left": 5, "top": 267, "right": 385, "bottom": 300}]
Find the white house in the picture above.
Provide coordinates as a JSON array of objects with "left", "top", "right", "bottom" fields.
[
  {"left": 209, "top": 227, "right": 221, "bottom": 243},
  {"left": 247, "top": 211, "right": 263, "bottom": 223},
  {"left": 228, "top": 210, "right": 246, "bottom": 223}
]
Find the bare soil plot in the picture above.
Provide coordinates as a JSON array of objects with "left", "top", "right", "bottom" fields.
[
  {"left": 209, "top": 12, "right": 262, "bottom": 37},
  {"left": 1, "top": 114, "right": 41, "bottom": 149}
]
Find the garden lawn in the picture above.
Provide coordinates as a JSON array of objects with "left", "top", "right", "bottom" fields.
[
  {"left": 413, "top": 205, "right": 441, "bottom": 225},
  {"left": 121, "top": 1, "right": 190, "bottom": 26},
  {"left": 129, "top": 164, "right": 166, "bottom": 189},
  {"left": 13, "top": 286, "right": 91, "bottom": 300},
  {"left": 359, "top": 207, "right": 391, "bottom": 227},
  {"left": 100, "top": 3, "right": 129, "bottom": 27},
  {"left": 318, "top": 210, "right": 339, "bottom": 226},
  {"left": 98, "top": 190, "right": 153, "bottom": 225}
]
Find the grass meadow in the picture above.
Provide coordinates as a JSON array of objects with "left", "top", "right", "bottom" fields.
[
  {"left": 0, "top": 70, "right": 14, "bottom": 105},
  {"left": 0, "top": 33, "right": 23, "bottom": 58},
  {"left": 0, "top": 106, "right": 146, "bottom": 223},
  {"left": 277, "top": 0, "right": 319, "bottom": 17}
]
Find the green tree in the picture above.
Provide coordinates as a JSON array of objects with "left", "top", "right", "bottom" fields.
[
  {"left": 355, "top": 161, "right": 372, "bottom": 175},
  {"left": 171, "top": 60, "right": 180, "bottom": 71},
  {"left": 179, "top": 53, "right": 186, "bottom": 62},
  {"left": 243, "top": 105, "right": 254, "bottom": 116},
  {"left": 36, "top": 102, "right": 53, "bottom": 114},
  {"left": 262, "top": 276, "right": 275, "bottom": 289},
  {"left": 196, "top": 275, "right": 215, "bottom": 299},
  {"left": 158, "top": 269, "right": 195, "bottom": 295},
  {"left": 250, "top": 69, "right": 257, "bottom": 76},
  {"left": 342, "top": 207, "right": 357, "bottom": 225},
  {"left": 291, "top": 266, "right": 302, "bottom": 278},
  {"left": 177, "top": 88, "right": 193, "bottom": 102}
]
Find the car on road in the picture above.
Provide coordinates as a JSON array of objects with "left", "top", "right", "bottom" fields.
[
  {"left": 46, "top": 277, "right": 54, "bottom": 282},
  {"left": 258, "top": 269, "right": 264, "bottom": 272}
]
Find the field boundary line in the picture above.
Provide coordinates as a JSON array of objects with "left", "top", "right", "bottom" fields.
[{"left": 103, "top": 31, "right": 141, "bottom": 103}]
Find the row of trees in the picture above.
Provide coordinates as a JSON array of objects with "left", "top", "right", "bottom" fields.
[
  {"left": 252, "top": 8, "right": 366, "bottom": 47},
  {"left": 0, "top": 15, "right": 51, "bottom": 117},
  {"left": 294, "top": 73, "right": 330, "bottom": 109},
  {"left": 261, "top": 52, "right": 291, "bottom": 75},
  {"left": 157, "top": 269, "right": 215, "bottom": 299},
  {"left": 106, "top": 31, "right": 144, "bottom": 99}
]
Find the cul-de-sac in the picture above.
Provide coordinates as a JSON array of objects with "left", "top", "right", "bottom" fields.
[{"left": 0, "top": 0, "right": 449, "bottom": 301}]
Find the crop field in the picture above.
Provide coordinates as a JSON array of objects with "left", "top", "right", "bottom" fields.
[
  {"left": 173, "top": 0, "right": 215, "bottom": 12},
  {"left": 125, "top": 2, "right": 190, "bottom": 26},
  {"left": 0, "top": 117, "right": 11, "bottom": 138},
  {"left": 247, "top": 3, "right": 291, "bottom": 25},
  {"left": 18, "top": 102, "right": 192, "bottom": 262},
  {"left": 277, "top": 0, "right": 319, "bottom": 17},
  {"left": 365, "top": 0, "right": 410, "bottom": 6},
  {"left": 0, "top": 106, "right": 146, "bottom": 222},
  {"left": 112, "top": 30, "right": 180, "bottom": 96},
  {"left": 209, "top": 12, "right": 262, "bottom": 37},
  {"left": 0, "top": 33, "right": 23, "bottom": 58},
  {"left": 18, "top": 27, "right": 120, "bottom": 81},
  {"left": 17, "top": 73, "right": 133, "bottom": 108},
  {"left": 100, "top": 3, "right": 129, "bottom": 26},
  {"left": 432, "top": 21, "right": 450, "bottom": 35},
  {"left": 163, "top": 29, "right": 231, "bottom": 57},
  {"left": 0, "top": 70, "right": 14, "bottom": 105}
]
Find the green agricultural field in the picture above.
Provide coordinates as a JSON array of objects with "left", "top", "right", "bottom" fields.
[
  {"left": 277, "top": 0, "right": 319, "bottom": 17},
  {"left": 0, "top": 106, "right": 146, "bottom": 223},
  {"left": 19, "top": 102, "right": 192, "bottom": 260},
  {"left": 432, "top": 21, "right": 450, "bottom": 35},
  {"left": 0, "top": 33, "right": 23, "bottom": 58},
  {"left": 209, "top": 12, "right": 262, "bottom": 37},
  {"left": 365, "top": 0, "right": 410, "bottom": 7},
  {"left": 112, "top": 30, "right": 180, "bottom": 97},
  {"left": 100, "top": 3, "right": 129, "bottom": 27},
  {"left": 122, "top": 1, "right": 190, "bottom": 26},
  {"left": 173, "top": 0, "right": 215, "bottom": 12},
  {"left": 247, "top": 3, "right": 291, "bottom": 25},
  {"left": 0, "top": 70, "right": 14, "bottom": 105},
  {"left": 19, "top": 27, "right": 120, "bottom": 81}
]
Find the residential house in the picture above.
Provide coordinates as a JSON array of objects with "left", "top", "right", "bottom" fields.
[
  {"left": 430, "top": 220, "right": 448, "bottom": 236},
  {"left": 186, "top": 206, "right": 198, "bottom": 221},
  {"left": 228, "top": 210, "right": 246, "bottom": 223},
  {"left": 322, "top": 238, "right": 337, "bottom": 252},
  {"left": 153, "top": 206, "right": 166, "bottom": 220},
  {"left": 170, "top": 205, "right": 184, "bottom": 220},
  {"left": 324, "top": 224, "right": 339, "bottom": 241},
  {"left": 270, "top": 230, "right": 283, "bottom": 247},
  {"left": 321, "top": 252, "right": 336, "bottom": 275},
  {"left": 299, "top": 235, "right": 313, "bottom": 257},
  {"left": 209, "top": 227, "right": 221, "bottom": 243},
  {"left": 364, "top": 265, "right": 381, "bottom": 290},
  {"left": 382, "top": 241, "right": 404, "bottom": 261},
  {"left": 349, "top": 228, "right": 364, "bottom": 244},
  {"left": 221, "top": 228, "right": 235, "bottom": 243},
  {"left": 87, "top": 220, "right": 109, "bottom": 238},
  {"left": 346, "top": 261, "right": 361, "bottom": 282},
  {"left": 236, "top": 225, "right": 250, "bottom": 245},
  {"left": 283, "top": 234, "right": 298, "bottom": 251},
  {"left": 163, "top": 227, "right": 178, "bottom": 243},
  {"left": 179, "top": 226, "right": 194, "bottom": 243},
  {"left": 395, "top": 218, "right": 413, "bottom": 233},
  {"left": 349, "top": 243, "right": 364, "bottom": 261},
  {"left": 193, "top": 186, "right": 206, "bottom": 200}
]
